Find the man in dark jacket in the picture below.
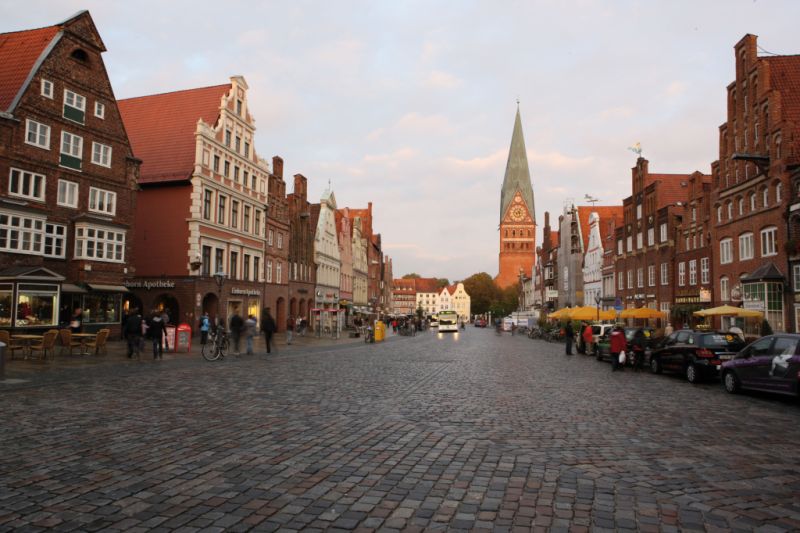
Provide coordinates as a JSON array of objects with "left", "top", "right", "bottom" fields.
[
  {"left": 229, "top": 312, "right": 244, "bottom": 355},
  {"left": 123, "top": 309, "right": 143, "bottom": 358},
  {"left": 147, "top": 312, "right": 166, "bottom": 360},
  {"left": 564, "top": 321, "right": 575, "bottom": 355},
  {"left": 260, "top": 309, "right": 277, "bottom": 354}
]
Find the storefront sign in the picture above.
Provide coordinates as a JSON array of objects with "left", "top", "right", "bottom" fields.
[
  {"left": 675, "top": 295, "right": 701, "bottom": 304},
  {"left": 743, "top": 300, "right": 765, "bottom": 311},
  {"left": 699, "top": 289, "right": 712, "bottom": 302},
  {"left": 125, "top": 279, "right": 176, "bottom": 290},
  {"left": 231, "top": 288, "right": 261, "bottom": 296},
  {"left": 730, "top": 285, "right": 742, "bottom": 302}
]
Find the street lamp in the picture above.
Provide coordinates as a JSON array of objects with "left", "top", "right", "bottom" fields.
[
  {"left": 595, "top": 293, "right": 601, "bottom": 322},
  {"left": 214, "top": 270, "right": 225, "bottom": 327}
]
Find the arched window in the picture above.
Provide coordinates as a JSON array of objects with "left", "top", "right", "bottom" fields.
[
  {"left": 727, "top": 201, "right": 733, "bottom": 220},
  {"left": 738, "top": 198, "right": 744, "bottom": 215},
  {"left": 750, "top": 192, "right": 756, "bottom": 211},
  {"left": 762, "top": 187, "right": 769, "bottom": 207},
  {"left": 716, "top": 205, "right": 722, "bottom": 223},
  {"left": 720, "top": 276, "right": 730, "bottom": 301},
  {"left": 775, "top": 135, "right": 782, "bottom": 159},
  {"left": 776, "top": 182, "right": 783, "bottom": 203}
]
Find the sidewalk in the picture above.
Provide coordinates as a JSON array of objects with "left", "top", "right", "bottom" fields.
[{"left": 0, "top": 330, "right": 375, "bottom": 385}]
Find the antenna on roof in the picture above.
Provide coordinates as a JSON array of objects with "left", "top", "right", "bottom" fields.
[{"left": 584, "top": 194, "right": 599, "bottom": 207}]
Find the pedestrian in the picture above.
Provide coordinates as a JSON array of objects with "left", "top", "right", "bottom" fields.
[
  {"left": 286, "top": 315, "right": 294, "bottom": 345},
  {"left": 69, "top": 307, "right": 83, "bottom": 333},
  {"left": 610, "top": 325, "right": 626, "bottom": 371},
  {"left": 147, "top": 311, "right": 166, "bottom": 359},
  {"left": 123, "top": 308, "right": 143, "bottom": 358},
  {"left": 229, "top": 312, "right": 244, "bottom": 355},
  {"left": 244, "top": 314, "right": 257, "bottom": 355},
  {"left": 564, "top": 321, "right": 574, "bottom": 355},
  {"left": 160, "top": 310, "right": 170, "bottom": 350},
  {"left": 300, "top": 317, "right": 307, "bottom": 336},
  {"left": 261, "top": 308, "right": 277, "bottom": 354},
  {"left": 664, "top": 322, "right": 674, "bottom": 337},
  {"left": 631, "top": 328, "right": 646, "bottom": 371},
  {"left": 582, "top": 322, "right": 594, "bottom": 356},
  {"left": 199, "top": 312, "right": 211, "bottom": 345}
]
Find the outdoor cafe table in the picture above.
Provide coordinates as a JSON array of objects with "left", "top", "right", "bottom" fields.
[
  {"left": 11, "top": 334, "right": 44, "bottom": 358},
  {"left": 72, "top": 333, "right": 97, "bottom": 355}
]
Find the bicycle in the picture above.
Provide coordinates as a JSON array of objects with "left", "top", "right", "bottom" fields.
[{"left": 202, "top": 328, "right": 230, "bottom": 361}]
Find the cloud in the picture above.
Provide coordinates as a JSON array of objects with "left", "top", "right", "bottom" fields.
[
  {"left": 529, "top": 150, "right": 595, "bottom": 171},
  {"left": 663, "top": 80, "right": 688, "bottom": 98},
  {"left": 424, "top": 70, "right": 462, "bottom": 89}
]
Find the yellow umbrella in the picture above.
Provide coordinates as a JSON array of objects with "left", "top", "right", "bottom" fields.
[
  {"left": 567, "top": 306, "right": 617, "bottom": 321},
  {"left": 547, "top": 308, "right": 570, "bottom": 319},
  {"left": 619, "top": 307, "right": 667, "bottom": 319},
  {"left": 693, "top": 305, "right": 763, "bottom": 318}
]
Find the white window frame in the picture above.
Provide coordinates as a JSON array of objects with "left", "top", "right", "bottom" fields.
[
  {"left": 760, "top": 226, "right": 777, "bottom": 257},
  {"left": 277, "top": 262, "right": 282, "bottom": 284},
  {"left": 88, "top": 187, "right": 116, "bottom": 216},
  {"left": 660, "top": 263, "right": 668, "bottom": 286},
  {"left": 750, "top": 193, "right": 756, "bottom": 211},
  {"left": 626, "top": 235, "right": 632, "bottom": 252},
  {"left": 25, "top": 119, "right": 50, "bottom": 149},
  {"left": 776, "top": 182, "right": 783, "bottom": 203},
  {"left": 60, "top": 131, "right": 83, "bottom": 159},
  {"left": 277, "top": 233, "right": 283, "bottom": 249},
  {"left": 659, "top": 223, "right": 667, "bottom": 243},
  {"left": 57, "top": 179, "right": 78, "bottom": 208},
  {"left": 94, "top": 101, "right": 105, "bottom": 119},
  {"left": 44, "top": 223, "right": 66, "bottom": 258},
  {"left": 268, "top": 229, "right": 274, "bottom": 246},
  {"left": 74, "top": 223, "right": 125, "bottom": 263},
  {"left": 689, "top": 260, "right": 697, "bottom": 285},
  {"left": 64, "top": 89, "right": 86, "bottom": 112},
  {"left": 720, "top": 239, "right": 733, "bottom": 264},
  {"left": 8, "top": 168, "right": 45, "bottom": 201},
  {"left": 618, "top": 272, "right": 624, "bottom": 290},
  {"left": 40, "top": 79, "right": 53, "bottom": 98},
  {"left": 266, "top": 259, "right": 273, "bottom": 283},
  {"left": 0, "top": 210, "right": 45, "bottom": 255},
  {"left": 678, "top": 262, "right": 686, "bottom": 286},
  {"left": 647, "top": 227, "right": 654, "bottom": 247},
  {"left": 637, "top": 232, "right": 643, "bottom": 249},
  {"left": 91, "top": 142, "right": 112, "bottom": 167},
  {"left": 637, "top": 268, "right": 643, "bottom": 288},
  {"left": 720, "top": 276, "right": 730, "bottom": 301},
  {"left": 648, "top": 265, "right": 655, "bottom": 287},
  {"left": 794, "top": 264, "right": 800, "bottom": 292},
  {"left": 627, "top": 270, "right": 633, "bottom": 289},
  {"left": 716, "top": 205, "right": 722, "bottom": 223},
  {"left": 617, "top": 240, "right": 623, "bottom": 255},
  {"left": 739, "top": 232, "right": 754, "bottom": 260}
]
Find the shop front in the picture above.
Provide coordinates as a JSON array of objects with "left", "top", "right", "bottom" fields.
[
  {"left": 228, "top": 287, "right": 263, "bottom": 326},
  {"left": 0, "top": 267, "right": 63, "bottom": 330},
  {"left": 672, "top": 289, "right": 713, "bottom": 328},
  {"left": 741, "top": 263, "right": 785, "bottom": 333}
]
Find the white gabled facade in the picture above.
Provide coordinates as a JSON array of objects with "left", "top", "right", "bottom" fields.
[
  {"left": 314, "top": 189, "right": 341, "bottom": 312},
  {"left": 582, "top": 212, "right": 604, "bottom": 310},
  {"left": 351, "top": 216, "right": 368, "bottom": 311},
  {"left": 437, "top": 283, "right": 471, "bottom": 321}
]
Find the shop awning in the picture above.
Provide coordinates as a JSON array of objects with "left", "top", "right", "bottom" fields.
[
  {"left": 87, "top": 284, "right": 130, "bottom": 292},
  {"left": 61, "top": 283, "right": 87, "bottom": 293}
]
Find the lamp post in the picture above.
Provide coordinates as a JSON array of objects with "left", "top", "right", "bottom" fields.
[
  {"left": 214, "top": 270, "right": 225, "bottom": 328},
  {"left": 595, "top": 293, "right": 601, "bottom": 322}
]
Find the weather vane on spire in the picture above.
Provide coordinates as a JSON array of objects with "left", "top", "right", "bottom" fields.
[{"left": 628, "top": 142, "right": 643, "bottom": 158}]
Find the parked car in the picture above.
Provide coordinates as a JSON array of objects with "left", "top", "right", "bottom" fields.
[
  {"left": 595, "top": 327, "right": 659, "bottom": 363},
  {"left": 721, "top": 334, "right": 800, "bottom": 396},
  {"left": 591, "top": 324, "right": 615, "bottom": 346},
  {"left": 649, "top": 330, "right": 746, "bottom": 383},
  {"left": 474, "top": 318, "right": 487, "bottom": 328}
]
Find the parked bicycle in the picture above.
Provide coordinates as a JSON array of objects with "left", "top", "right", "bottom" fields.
[{"left": 202, "top": 328, "right": 230, "bottom": 361}]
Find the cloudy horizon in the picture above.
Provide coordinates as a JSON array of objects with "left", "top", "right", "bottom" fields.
[{"left": 2, "top": 0, "right": 798, "bottom": 281}]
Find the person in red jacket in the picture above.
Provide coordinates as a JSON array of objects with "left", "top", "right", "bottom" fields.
[
  {"left": 610, "top": 325, "right": 627, "bottom": 372},
  {"left": 582, "top": 323, "right": 594, "bottom": 356}
]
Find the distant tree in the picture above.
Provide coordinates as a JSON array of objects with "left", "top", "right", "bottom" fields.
[
  {"left": 416, "top": 305, "right": 424, "bottom": 319},
  {"left": 760, "top": 319, "right": 773, "bottom": 336},
  {"left": 402, "top": 273, "right": 421, "bottom": 279},
  {"left": 463, "top": 272, "right": 498, "bottom": 315},
  {"left": 436, "top": 278, "right": 450, "bottom": 288}
]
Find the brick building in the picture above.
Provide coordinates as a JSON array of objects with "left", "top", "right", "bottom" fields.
[
  {"left": 287, "top": 174, "right": 316, "bottom": 327},
  {"left": 711, "top": 34, "right": 800, "bottom": 332},
  {"left": 265, "top": 156, "right": 289, "bottom": 331},
  {"left": 391, "top": 278, "right": 416, "bottom": 316},
  {"left": 536, "top": 212, "right": 559, "bottom": 312},
  {"left": 0, "top": 12, "right": 140, "bottom": 335},
  {"left": 118, "top": 77, "right": 270, "bottom": 331},
  {"left": 335, "top": 209, "right": 354, "bottom": 324}
]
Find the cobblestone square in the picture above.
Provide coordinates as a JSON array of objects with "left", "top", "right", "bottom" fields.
[{"left": 2, "top": 330, "right": 800, "bottom": 531}]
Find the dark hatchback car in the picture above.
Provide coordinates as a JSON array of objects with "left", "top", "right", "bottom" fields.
[
  {"left": 595, "top": 327, "right": 659, "bottom": 363},
  {"left": 649, "top": 330, "right": 746, "bottom": 383},
  {"left": 721, "top": 334, "right": 800, "bottom": 397}
]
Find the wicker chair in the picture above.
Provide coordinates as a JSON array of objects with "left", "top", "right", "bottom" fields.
[
  {"left": 86, "top": 329, "right": 109, "bottom": 355},
  {"left": 29, "top": 330, "right": 59, "bottom": 361},
  {"left": 0, "top": 330, "right": 26, "bottom": 360},
  {"left": 58, "top": 329, "right": 81, "bottom": 356}
]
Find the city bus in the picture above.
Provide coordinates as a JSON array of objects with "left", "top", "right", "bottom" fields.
[{"left": 438, "top": 310, "right": 458, "bottom": 332}]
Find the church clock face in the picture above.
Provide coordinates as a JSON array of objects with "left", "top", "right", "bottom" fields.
[{"left": 510, "top": 206, "right": 525, "bottom": 221}]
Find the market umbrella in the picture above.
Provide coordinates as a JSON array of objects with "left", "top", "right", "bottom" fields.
[
  {"left": 547, "top": 308, "right": 571, "bottom": 319},
  {"left": 566, "top": 306, "right": 617, "bottom": 321},
  {"left": 619, "top": 307, "right": 667, "bottom": 319},
  {"left": 693, "top": 305, "right": 763, "bottom": 318}
]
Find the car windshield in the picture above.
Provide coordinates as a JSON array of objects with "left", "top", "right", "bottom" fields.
[{"left": 699, "top": 333, "right": 741, "bottom": 349}]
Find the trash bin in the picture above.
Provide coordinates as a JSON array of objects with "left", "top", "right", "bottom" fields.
[{"left": 374, "top": 320, "right": 385, "bottom": 342}]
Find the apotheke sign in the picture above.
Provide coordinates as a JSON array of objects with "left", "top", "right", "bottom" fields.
[
  {"left": 125, "top": 280, "right": 176, "bottom": 290},
  {"left": 231, "top": 288, "right": 261, "bottom": 296}
]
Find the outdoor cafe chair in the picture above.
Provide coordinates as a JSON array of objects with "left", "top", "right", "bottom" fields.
[
  {"left": 58, "top": 329, "right": 81, "bottom": 356},
  {"left": 29, "top": 330, "right": 59, "bottom": 361},
  {"left": 0, "top": 330, "right": 25, "bottom": 360},
  {"left": 86, "top": 329, "right": 109, "bottom": 355}
]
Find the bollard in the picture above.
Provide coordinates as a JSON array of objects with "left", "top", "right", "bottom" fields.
[{"left": 0, "top": 341, "right": 5, "bottom": 381}]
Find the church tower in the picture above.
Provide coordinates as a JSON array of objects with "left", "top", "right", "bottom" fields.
[{"left": 496, "top": 106, "right": 536, "bottom": 288}]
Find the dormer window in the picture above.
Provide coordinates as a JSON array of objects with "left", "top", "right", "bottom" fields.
[{"left": 71, "top": 48, "right": 88, "bottom": 62}]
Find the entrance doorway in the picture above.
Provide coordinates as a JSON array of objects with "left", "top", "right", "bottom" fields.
[
  {"left": 152, "top": 293, "right": 179, "bottom": 325},
  {"left": 202, "top": 293, "right": 220, "bottom": 326}
]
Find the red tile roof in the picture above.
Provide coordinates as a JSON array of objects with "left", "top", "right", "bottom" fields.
[
  {"left": 576, "top": 205, "right": 623, "bottom": 251},
  {"left": 414, "top": 278, "right": 439, "bottom": 293},
  {"left": 0, "top": 25, "right": 60, "bottom": 111},
  {"left": 118, "top": 84, "right": 230, "bottom": 183},
  {"left": 653, "top": 175, "right": 692, "bottom": 209}
]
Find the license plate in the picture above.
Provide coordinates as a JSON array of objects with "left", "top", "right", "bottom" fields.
[
  {"left": 718, "top": 354, "right": 733, "bottom": 360},
  {"left": 716, "top": 364, "right": 721, "bottom": 370}
]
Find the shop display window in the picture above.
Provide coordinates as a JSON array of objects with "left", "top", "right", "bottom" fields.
[
  {"left": 16, "top": 283, "right": 58, "bottom": 327},
  {"left": 0, "top": 283, "right": 12, "bottom": 327},
  {"left": 82, "top": 293, "right": 121, "bottom": 324}
]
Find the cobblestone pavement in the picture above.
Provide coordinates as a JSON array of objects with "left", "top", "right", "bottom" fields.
[{"left": 2, "top": 329, "right": 800, "bottom": 532}]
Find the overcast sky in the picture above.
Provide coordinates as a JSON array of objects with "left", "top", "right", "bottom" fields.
[{"left": 3, "top": 1, "right": 798, "bottom": 281}]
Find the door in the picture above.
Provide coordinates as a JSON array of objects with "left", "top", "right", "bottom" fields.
[
  {"left": 735, "top": 336, "right": 775, "bottom": 388},
  {"left": 766, "top": 336, "right": 799, "bottom": 394}
]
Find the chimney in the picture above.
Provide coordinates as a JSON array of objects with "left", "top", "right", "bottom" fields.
[
  {"left": 272, "top": 156, "right": 284, "bottom": 179},
  {"left": 293, "top": 174, "right": 307, "bottom": 200}
]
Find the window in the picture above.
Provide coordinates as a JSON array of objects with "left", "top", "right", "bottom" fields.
[
  {"left": 230, "top": 252, "right": 238, "bottom": 279},
  {"left": 678, "top": 262, "right": 685, "bottom": 286},
  {"left": 689, "top": 260, "right": 697, "bottom": 285},
  {"left": 63, "top": 89, "right": 86, "bottom": 124},
  {"left": 203, "top": 190, "right": 212, "bottom": 220},
  {"left": 60, "top": 131, "right": 83, "bottom": 170},
  {"left": 74, "top": 224, "right": 125, "bottom": 262},
  {"left": 0, "top": 211, "right": 44, "bottom": 255},
  {"left": 762, "top": 188, "right": 768, "bottom": 207},
  {"left": 761, "top": 226, "right": 777, "bottom": 256},
  {"left": 251, "top": 174, "right": 256, "bottom": 190},
  {"left": 794, "top": 264, "right": 800, "bottom": 292},
  {"left": 57, "top": 180, "right": 78, "bottom": 208},
  {"left": 720, "top": 238, "right": 733, "bottom": 264},
  {"left": 727, "top": 202, "right": 733, "bottom": 220},
  {"left": 235, "top": 136, "right": 241, "bottom": 153},
  {"left": 648, "top": 265, "right": 655, "bottom": 287},
  {"left": 685, "top": 236, "right": 690, "bottom": 251},
  {"left": 716, "top": 205, "right": 722, "bottom": 223},
  {"left": 88, "top": 187, "right": 116, "bottom": 215},
  {"left": 224, "top": 161, "right": 230, "bottom": 177},
  {"left": 254, "top": 257, "right": 260, "bottom": 282},
  {"left": 660, "top": 223, "right": 667, "bottom": 242},
  {"left": 699, "top": 257, "right": 709, "bottom": 285},
  {"left": 244, "top": 142, "right": 250, "bottom": 157},
  {"left": 647, "top": 227, "right": 654, "bottom": 246},
  {"left": 636, "top": 232, "right": 642, "bottom": 249},
  {"left": 25, "top": 119, "right": 50, "bottom": 149},
  {"left": 41, "top": 79, "right": 53, "bottom": 98},
  {"left": 234, "top": 166, "right": 240, "bottom": 182},
  {"left": 213, "top": 155, "right": 220, "bottom": 173},
  {"left": 243, "top": 254, "right": 250, "bottom": 281},
  {"left": 225, "top": 130, "right": 231, "bottom": 146},
  {"left": 277, "top": 262, "right": 282, "bottom": 284},
  {"left": 618, "top": 272, "right": 624, "bottom": 290},
  {"left": 91, "top": 142, "right": 112, "bottom": 167},
  {"left": 277, "top": 233, "right": 283, "bottom": 249},
  {"left": 95, "top": 102, "right": 106, "bottom": 120},
  {"left": 626, "top": 235, "right": 632, "bottom": 252},
  {"left": 254, "top": 210, "right": 261, "bottom": 236},
  {"left": 777, "top": 182, "right": 783, "bottom": 203},
  {"left": 637, "top": 268, "right": 643, "bottom": 288},
  {"left": 8, "top": 168, "right": 45, "bottom": 201},
  {"left": 750, "top": 193, "right": 756, "bottom": 211},
  {"left": 218, "top": 195, "right": 226, "bottom": 224},
  {"left": 627, "top": 270, "right": 633, "bottom": 289},
  {"left": 720, "top": 276, "right": 730, "bottom": 301},
  {"left": 738, "top": 198, "right": 744, "bottom": 215},
  {"left": 243, "top": 206, "right": 250, "bottom": 232},
  {"left": 215, "top": 249, "right": 223, "bottom": 274},
  {"left": 236, "top": 99, "right": 242, "bottom": 115},
  {"left": 266, "top": 259, "right": 273, "bottom": 282},
  {"left": 739, "top": 232, "right": 754, "bottom": 260},
  {"left": 636, "top": 204, "right": 642, "bottom": 219},
  {"left": 617, "top": 240, "right": 623, "bottom": 255},
  {"left": 660, "top": 263, "right": 668, "bottom": 285},
  {"left": 202, "top": 246, "right": 211, "bottom": 277},
  {"left": 44, "top": 223, "right": 66, "bottom": 258},
  {"left": 268, "top": 229, "right": 274, "bottom": 246},
  {"left": 231, "top": 200, "right": 239, "bottom": 229}
]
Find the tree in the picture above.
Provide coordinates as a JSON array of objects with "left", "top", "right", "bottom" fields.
[
  {"left": 402, "top": 273, "right": 421, "bottom": 279},
  {"left": 760, "top": 319, "right": 773, "bottom": 336},
  {"left": 463, "top": 272, "right": 498, "bottom": 315},
  {"left": 436, "top": 278, "right": 450, "bottom": 288}
]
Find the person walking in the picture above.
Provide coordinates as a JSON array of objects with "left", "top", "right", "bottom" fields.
[
  {"left": 244, "top": 314, "right": 257, "bottom": 355},
  {"left": 147, "top": 311, "right": 166, "bottom": 360},
  {"left": 69, "top": 307, "right": 83, "bottom": 334},
  {"left": 286, "top": 315, "right": 294, "bottom": 345},
  {"left": 160, "top": 310, "right": 170, "bottom": 350},
  {"left": 631, "top": 328, "right": 646, "bottom": 371},
  {"left": 229, "top": 312, "right": 244, "bottom": 355},
  {"left": 261, "top": 308, "right": 277, "bottom": 354},
  {"left": 199, "top": 312, "right": 211, "bottom": 345},
  {"left": 610, "top": 325, "right": 626, "bottom": 371},
  {"left": 582, "top": 322, "right": 594, "bottom": 356},
  {"left": 564, "top": 321, "right": 575, "bottom": 355},
  {"left": 123, "top": 308, "right": 143, "bottom": 358}
]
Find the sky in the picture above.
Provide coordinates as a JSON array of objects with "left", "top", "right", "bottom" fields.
[{"left": 2, "top": 1, "right": 799, "bottom": 281}]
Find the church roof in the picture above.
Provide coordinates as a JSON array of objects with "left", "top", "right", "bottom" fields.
[{"left": 500, "top": 107, "right": 535, "bottom": 224}]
